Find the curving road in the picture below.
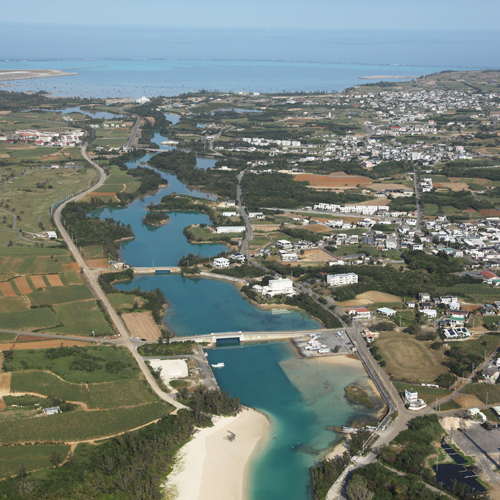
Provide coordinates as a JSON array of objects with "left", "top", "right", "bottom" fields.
[{"left": 53, "top": 143, "right": 184, "bottom": 410}]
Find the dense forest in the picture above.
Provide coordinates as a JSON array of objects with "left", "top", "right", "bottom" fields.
[
  {"left": 0, "top": 410, "right": 208, "bottom": 500},
  {"left": 148, "top": 150, "right": 238, "bottom": 199},
  {"left": 61, "top": 200, "right": 133, "bottom": 259},
  {"left": 242, "top": 172, "right": 369, "bottom": 210}
]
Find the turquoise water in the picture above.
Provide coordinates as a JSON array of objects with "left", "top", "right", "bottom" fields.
[
  {"left": 206, "top": 342, "right": 383, "bottom": 500},
  {"left": 116, "top": 275, "right": 321, "bottom": 336}
]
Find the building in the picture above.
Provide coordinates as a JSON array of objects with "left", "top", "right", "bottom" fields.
[
  {"left": 281, "top": 253, "right": 298, "bottom": 262},
  {"left": 136, "top": 96, "right": 150, "bottom": 104},
  {"left": 422, "top": 309, "right": 437, "bottom": 318},
  {"left": 347, "top": 307, "right": 371, "bottom": 320},
  {"left": 213, "top": 257, "right": 230, "bottom": 268},
  {"left": 404, "top": 389, "right": 419, "bottom": 404},
  {"left": 225, "top": 200, "right": 236, "bottom": 207},
  {"left": 222, "top": 211, "right": 238, "bottom": 217},
  {"left": 327, "top": 273, "right": 358, "bottom": 286},
  {"left": 277, "top": 239, "right": 293, "bottom": 250},
  {"left": 43, "top": 406, "right": 61, "bottom": 416},
  {"left": 46, "top": 231, "right": 57, "bottom": 239},
  {"left": 216, "top": 226, "right": 245, "bottom": 234},
  {"left": 253, "top": 278, "right": 296, "bottom": 297},
  {"left": 377, "top": 307, "right": 397, "bottom": 317},
  {"left": 230, "top": 253, "right": 245, "bottom": 262}
]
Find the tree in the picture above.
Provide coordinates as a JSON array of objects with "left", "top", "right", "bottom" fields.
[
  {"left": 50, "top": 450, "right": 61, "bottom": 467},
  {"left": 346, "top": 475, "right": 375, "bottom": 500},
  {"left": 18, "top": 462, "right": 27, "bottom": 478}
]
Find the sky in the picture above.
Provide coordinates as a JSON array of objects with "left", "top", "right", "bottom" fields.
[{"left": 3, "top": 0, "right": 499, "bottom": 30}]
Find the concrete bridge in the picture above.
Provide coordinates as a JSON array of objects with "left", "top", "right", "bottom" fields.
[
  {"left": 171, "top": 329, "right": 329, "bottom": 345},
  {"left": 132, "top": 266, "right": 181, "bottom": 274}
]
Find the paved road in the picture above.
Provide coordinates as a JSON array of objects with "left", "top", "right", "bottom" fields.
[
  {"left": 237, "top": 168, "right": 253, "bottom": 255},
  {"left": 53, "top": 143, "right": 184, "bottom": 411},
  {"left": 125, "top": 115, "right": 142, "bottom": 149},
  {"left": 413, "top": 163, "right": 424, "bottom": 232}
]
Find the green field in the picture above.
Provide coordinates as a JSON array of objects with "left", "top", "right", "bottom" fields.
[
  {"left": 10, "top": 372, "right": 156, "bottom": 410},
  {"left": 375, "top": 330, "right": 448, "bottom": 383},
  {"left": 0, "top": 308, "right": 59, "bottom": 330},
  {"left": 0, "top": 296, "right": 28, "bottom": 312},
  {"left": 0, "top": 403, "right": 171, "bottom": 445},
  {"left": 29, "top": 285, "right": 93, "bottom": 306},
  {"left": 3, "top": 346, "right": 140, "bottom": 383},
  {"left": 107, "top": 292, "right": 137, "bottom": 310},
  {"left": 393, "top": 382, "right": 452, "bottom": 404},
  {"left": 0, "top": 165, "right": 96, "bottom": 234},
  {"left": 46, "top": 300, "right": 113, "bottom": 336},
  {"left": 0, "top": 332, "right": 17, "bottom": 342},
  {"left": 462, "top": 383, "right": 500, "bottom": 405},
  {"left": 0, "top": 444, "right": 70, "bottom": 478},
  {"left": 434, "top": 283, "right": 500, "bottom": 301}
]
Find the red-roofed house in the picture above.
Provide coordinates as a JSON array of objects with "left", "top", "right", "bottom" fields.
[
  {"left": 347, "top": 307, "right": 371, "bottom": 319},
  {"left": 482, "top": 270, "right": 499, "bottom": 282}
]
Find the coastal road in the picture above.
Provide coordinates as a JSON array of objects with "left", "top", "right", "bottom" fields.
[
  {"left": 237, "top": 168, "right": 253, "bottom": 255},
  {"left": 125, "top": 114, "right": 142, "bottom": 149},
  {"left": 53, "top": 143, "right": 185, "bottom": 411}
]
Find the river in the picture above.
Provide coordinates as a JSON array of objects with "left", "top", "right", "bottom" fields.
[{"left": 92, "top": 130, "right": 381, "bottom": 499}]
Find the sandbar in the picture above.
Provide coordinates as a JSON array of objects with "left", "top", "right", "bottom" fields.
[
  {"left": 164, "top": 407, "right": 269, "bottom": 500},
  {"left": 0, "top": 69, "right": 77, "bottom": 82}
]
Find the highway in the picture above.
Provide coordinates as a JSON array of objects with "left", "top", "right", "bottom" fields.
[{"left": 53, "top": 143, "right": 185, "bottom": 411}]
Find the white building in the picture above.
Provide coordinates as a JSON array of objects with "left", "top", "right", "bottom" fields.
[
  {"left": 327, "top": 273, "right": 358, "bottom": 286},
  {"left": 222, "top": 211, "right": 238, "bottom": 217},
  {"left": 213, "top": 257, "right": 230, "bottom": 268},
  {"left": 136, "top": 96, "right": 151, "bottom": 104},
  {"left": 277, "top": 239, "right": 293, "bottom": 250},
  {"left": 216, "top": 226, "right": 246, "bottom": 234},
  {"left": 253, "top": 278, "right": 296, "bottom": 297}
]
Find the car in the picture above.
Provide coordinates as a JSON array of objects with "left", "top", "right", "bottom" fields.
[{"left": 140, "top": 338, "right": 147, "bottom": 342}]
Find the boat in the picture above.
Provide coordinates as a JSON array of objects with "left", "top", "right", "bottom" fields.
[
  {"left": 318, "top": 349, "right": 330, "bottom": 354},
  {"left": 211, "top": 362, "right": 225, "bottom": 368}
]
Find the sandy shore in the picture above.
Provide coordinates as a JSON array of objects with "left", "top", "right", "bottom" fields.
[{"left": 164, "top": 407, "right": 269, "bottom": 500}]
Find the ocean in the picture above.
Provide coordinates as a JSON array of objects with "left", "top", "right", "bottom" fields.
[{"left": 1, "top": 25, "right": 499, "bottom": 98}]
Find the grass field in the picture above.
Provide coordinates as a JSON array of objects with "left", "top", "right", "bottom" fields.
[
  {"left": 29, "top": 285, "right": 93, "bottom": 306},
  {"left": 0, "top": 403, "right": 171, "bottom": 445},
  {"left": 47, "top": 300, "right": 114, "bottom": 336},
  {"left": 393, "top": 382, "right": 452, "bottom": 403},
  {"left": 0, "top": 308, "right": 59, "bottom": 331},
  {"left": 0, "top": 444, "right": 70, "bottom": 478},
  {"left": 462, "top": 383, "right": 500, "bottom": 405},
  {"left": 80, "top": 245, "right": 104, "bottom": 259},
  {"left": 108, "top": 293, "right": 137, "bottom": 310},
  {"left": 0, "top": 332, "right": 17, "bottom": 341},
  {"left": 0, "top": 296, "right": 28, "bottom": 312},
  {"left": 10, "top": 372, "right": 157, "bottom": 410},
  {"left": 3, "top": 346, "right": 140, "bottom": 383},
  {"left": 435, "top": 283, "right": 500, "bottom": 301},
  {"left": 375, "top": 330, "right": 448, "bottom": 383},
  {"left": 0, "top": 166, "right": 96, "bottom": 234},
  {"left": 439, "top": 400, "right": 462, "bottom": 411}
]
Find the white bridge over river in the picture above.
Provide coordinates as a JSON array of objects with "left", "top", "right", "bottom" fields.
[
  {"left": 132, "top": 266, "right": 182, "bottom": 274},
  {"left": 171, "top": 329, "right": 330, "bottom": 345}
]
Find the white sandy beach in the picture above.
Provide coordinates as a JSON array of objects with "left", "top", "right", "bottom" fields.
[{"left": 164, "top": 407, "right": 269, "bottom": 500}]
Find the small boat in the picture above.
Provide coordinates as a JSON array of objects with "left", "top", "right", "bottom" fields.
[{"left": 211, "top": 362, "right": 225, "bottom": 368}]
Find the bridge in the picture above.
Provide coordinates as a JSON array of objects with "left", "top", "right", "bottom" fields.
[
  {"left": 171, "top": 329, "right": 329, "bottom": 345},
  {"left": 132, "top": 266, "right": 181, "bottom": 274}
]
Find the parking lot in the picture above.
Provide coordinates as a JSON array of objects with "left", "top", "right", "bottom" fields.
[{"left": 293, "top": 330, "right": 354, "bottom": 357}]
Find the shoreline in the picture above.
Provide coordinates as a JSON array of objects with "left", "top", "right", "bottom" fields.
[{"left": 163, "top": 407, "right": 269, "bottom": 500}]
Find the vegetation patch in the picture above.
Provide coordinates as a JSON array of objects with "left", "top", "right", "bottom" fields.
[
  {"left": 344, "top": 385, "right": 374, "bottom": 409},
  {"left": 29, "top": 285, "right": 93, "bottom": 306},
  {"left": 0, "top": 308, "right": 59, "bottom": 331}
]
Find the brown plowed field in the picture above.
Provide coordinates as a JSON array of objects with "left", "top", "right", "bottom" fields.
[
  {"left": 0, "top": 399, "right": 6, "bottom": 412},
  {"left": 30, "top": 275, "right": 47, "bottom": 289},
  {"left": 0, "top": 282, "right": 16, "bottom": 297},
  {"left": 46, "top": 274, "right": 63, "bottom": 286},
  {"left": 17, "top": 335, "right": 47, "bottom": 342},
  {"left": 13, "top": 277, "right": 32, "bottom": 295},
  {"left": 86, "top": 259, "right": 109, "bottom": 269},
  {"left": 454, "top": 394, "right": 483, "bottom": 408},
  {"left": 62, "top": 262, "right": 80, "bottom": 272},
  {"left": 304, "top": 224, "right": 334, "bottom": 233},
  {"left": 0, "top": 373, "right": 11, "bottom": 396},
  {"left": 0, "top": 340, "right": 88, "bottom": 351},
  {"left": 480, "top": 209, "right": 500, "bottom": 217},
  {"left": 301, "top": 249, "right": 333, "bottom": 262},
  {"left": 294, "top": 173, "right": 372, "bottom": 189},
  {"left": 122, "top": 311, "right": 161, "bottom": 341}
]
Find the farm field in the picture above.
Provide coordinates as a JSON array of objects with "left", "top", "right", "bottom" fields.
[
  {"left": 122, "top": 311, "right": 161, "bottom": 341},
  {"left": 0, "top": 444, "right": 70, "bottom": 478},
  {"left": 338, "top": 290, "right": 403, "bottom": 307},
  {"left": 10, "top": 372, "right": 157, "bottom": 410},
  {"left": 294, "top": 173, "right": 372, "bottom": 190},
  {"left": 375, "top": 330, "right": 448, "bottom": 383},
  {"left": 107, "top": 292, "right": 139, "bottom": 310},
  {"left": 0, "top": 403, "right": 171, "bottom": 445},
  {"left": 47, "top": 300, "right": 114, "bottom": 336},
  {"left": 0, "top": 308, "right": 59, "bottom": 331},
  {"left": 0, "top": 340, "right": 88, "bottom": 351},
  {"left": 28, "top": 284, "right": 93, "bottom": 306}
]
